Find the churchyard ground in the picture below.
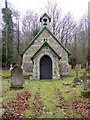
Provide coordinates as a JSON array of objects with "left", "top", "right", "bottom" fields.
[{"left": 1, "top": 69, "right": 89, "bottom": 118}]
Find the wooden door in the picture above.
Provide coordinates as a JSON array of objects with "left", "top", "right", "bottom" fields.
[{"left": 40, "top": 55, "right": 52, "bottom": 79}]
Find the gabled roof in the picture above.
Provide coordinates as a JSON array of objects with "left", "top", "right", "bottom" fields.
[
  {"left": 40, "top": 13, "right": 51, "bottom": 22},
  {"left": 21, "top": 26, "right": 71, "bottom": 57},
  {"left": 31, "top": 41, "right": 61, "bottom": 61}
]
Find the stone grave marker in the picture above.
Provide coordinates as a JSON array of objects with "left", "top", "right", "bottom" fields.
[
  {"left": 11, "top": 65, "right": 24, "bottom": 88},
  {"left": 72, "top": 66, "right": 80, "bottom": 86},
  {"left": 83, "top": 71, "right": 87, "bottom": 91},
  {"left": 81, "top": 71, "right": 90, "bottom": 97}
]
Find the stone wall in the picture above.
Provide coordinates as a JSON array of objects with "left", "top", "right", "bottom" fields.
[
  {"left": 22, "top": 62, "right": 33, "bottom": 73},
  {"left": 59, "top": 61, "right": 70, "bottom": 76}
]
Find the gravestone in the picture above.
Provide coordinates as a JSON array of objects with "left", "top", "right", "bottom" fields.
[
  {"left": 83, "top": 71, "right": 87, "bottom": 91},
  {"left": 11, "top": 65, "right": 24, "bottom": 88},
  {"left": 81, "top": 71, "right": 90, "bottom": 98},
  {"left": 72, "top": 66, "right": 80, "bottom": 86}
]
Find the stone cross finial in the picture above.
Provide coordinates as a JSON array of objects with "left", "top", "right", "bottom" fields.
[{"left": 9, "top": 64, "right": 13, "bottom": 71}]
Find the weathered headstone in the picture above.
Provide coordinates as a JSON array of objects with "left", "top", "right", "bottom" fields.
[
  {"left": 81, "top": 71, "right": 90, "bottom": 97},
  {"left": 83, "top": 71, "right": 87, "bottom": 91},
  {"left": 11, "top": 65, "right": 24, "bottom": 88},
  {"left": 72, "top": 66, "right": 80, "bottom": 86}
]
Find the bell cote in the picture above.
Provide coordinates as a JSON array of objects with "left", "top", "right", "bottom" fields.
[{"left": 40, "top": 13, "right": 51, "bottom": 29}]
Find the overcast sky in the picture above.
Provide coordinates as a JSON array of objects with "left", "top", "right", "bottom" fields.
[{"left": 0, "top": 0, "right": 90, "bottom": 21}]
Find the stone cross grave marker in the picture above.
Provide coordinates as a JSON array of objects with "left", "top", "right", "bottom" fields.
[
  {"left": 81, "top": 71, "right": 90, "bottom": 98},
  {"left": 83, "top": 71, "right": 87, "bottom": 91},
  {"left": 11, "top": 65, "right": 24, "bottom": 88},
  {"left": 9, "top": 64, "right": 13, "bottom": 71},
  {"left": 72, "top": 66, "right": 80, "bottom": 86}
]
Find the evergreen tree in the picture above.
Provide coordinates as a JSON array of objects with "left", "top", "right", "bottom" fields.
[{"left": 2, "top": 0, "right": 14, "bottom": 67}]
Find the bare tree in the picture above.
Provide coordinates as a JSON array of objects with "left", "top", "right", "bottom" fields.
[
  {"left": 22, "top": 10, "right": 40, "bottom": 47},
  {"left": 45, "top": 2, "right": 76, "bottom": 48},
  {"left": 77, "top": 15, "right": 88, "bottom": 67},
  {"left": 60, "top": 13, "right": 76, "bottom": 47},
  {"left": 17, "top": 1, "right": 88, "bottom": 68},
  {"left": 45, "top": 1, "right": 62, "bottom": 38},
  {"left": 69, "top": 14, "right": 88, "bottom": 68}
]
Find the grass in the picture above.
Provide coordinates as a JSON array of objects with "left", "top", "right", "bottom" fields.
[
  {"left": 26, "top": 80, "right": 65, "bottom": 118},
  {"left": 1, "top": 70, "right": 11, "bottom": 77},
  {"left": 1, "top": 69, "right": 89, "bottom": 118},
  {"left": 87, "top": 72, "right": 90, "bottom": 76},
  {"left": 0, "top": 70, "right": 11, "bottom": 77}
]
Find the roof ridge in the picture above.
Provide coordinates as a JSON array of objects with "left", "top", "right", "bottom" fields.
[{"left": 44, "top": 27, "right": 71, "bottom": 56}]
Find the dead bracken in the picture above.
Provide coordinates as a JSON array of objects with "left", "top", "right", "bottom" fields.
[
  {"left": 32, "top": 88, "right": 44, "bottom": 118},
  {"left": 54, "top": 88, "right": 89, "bottom": 118},
  {"left": 2, "top": 90, "right": 31, "bottom": 119}
]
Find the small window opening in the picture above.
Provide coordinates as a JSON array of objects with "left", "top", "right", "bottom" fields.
[{"left": 43, "top": 19, "right": 47, "bottom": 25}]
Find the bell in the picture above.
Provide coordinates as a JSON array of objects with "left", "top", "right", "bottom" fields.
[{"left": 44, "top": 21, "right": 47, "bottom": 25}]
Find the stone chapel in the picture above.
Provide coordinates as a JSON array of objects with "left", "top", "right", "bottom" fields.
[{"left": 21, "top": 13, "right": 71, "bottom": 80}]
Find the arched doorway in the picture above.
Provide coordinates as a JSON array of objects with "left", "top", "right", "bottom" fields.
[{"left": 40, "top": 55, "right": 52, "bottom": 79}]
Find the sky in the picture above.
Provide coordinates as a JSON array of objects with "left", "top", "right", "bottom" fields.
[{"left": 0, "top": 0, "right": 90, "bottom": 21}]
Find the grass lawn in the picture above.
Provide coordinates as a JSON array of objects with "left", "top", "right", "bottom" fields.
[
  {"left": 0, "top": 70, "right": 11, "bottom": 77},
  {"left": 1, "top": 69, "right": 89, "bottom": 118}
]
